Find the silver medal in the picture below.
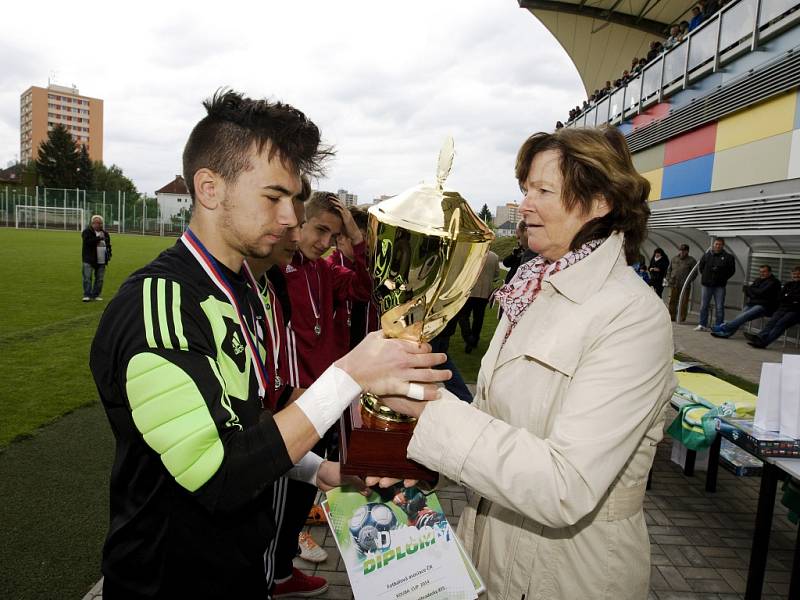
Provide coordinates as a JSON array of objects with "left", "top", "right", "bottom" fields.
[
  {"left": 314, "top": 323, "right": 322, "bottom": 336},
  {"left": 274, "top": 375, "right": 282, "bottom": 389}
]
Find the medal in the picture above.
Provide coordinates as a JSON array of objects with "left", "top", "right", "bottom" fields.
[
  {"left": 242, "top": 260, "right": 284, "bottom": 401},
  {"left": 304, "top": 265, "right": 323, "bottom": 338},
  {"left": 337, "top": 252, "right": 353, "bottom": 330},
  {"left": 181, "top": 230, "right": 270, "bottom": 399}
]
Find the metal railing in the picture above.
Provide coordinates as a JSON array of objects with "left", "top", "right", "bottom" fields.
[
  {"left": 0, "top": 185, "right": 188, "bottom": 236},
  {"left": 567, "top": 0, "right": 800, "bottom": 128}
]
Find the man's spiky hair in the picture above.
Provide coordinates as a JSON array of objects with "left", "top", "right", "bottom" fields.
[{"left": 183, "top": 89, "right": 334, "bottom": 199}]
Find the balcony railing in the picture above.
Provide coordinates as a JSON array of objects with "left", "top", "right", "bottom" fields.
[{"left": 567, "top": 0, "right": 800, "bottom": 128}]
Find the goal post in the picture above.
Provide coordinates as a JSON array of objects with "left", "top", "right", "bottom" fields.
[{"left": 15, "top": 205, "right": 85, "bottom": 231}]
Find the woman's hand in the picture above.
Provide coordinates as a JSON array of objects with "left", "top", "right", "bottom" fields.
[
  {"left": 364, "top": 477, "right": 420, "bottom": 488},
  {"left": 380, "top": 394, "right": 431, "bottom": 420}
]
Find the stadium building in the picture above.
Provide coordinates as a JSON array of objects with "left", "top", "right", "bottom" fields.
[{"left": 522, "top": 0, "right": 800, "bottom": 332}]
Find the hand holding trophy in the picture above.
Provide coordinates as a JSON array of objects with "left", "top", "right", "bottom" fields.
[{"left": 339, "top": 138, "right": 494, "bottom": 481}]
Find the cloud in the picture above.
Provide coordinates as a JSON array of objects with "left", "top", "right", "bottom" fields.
[{"left": 0, "top": 0, "right": 585, "bottom": 211}]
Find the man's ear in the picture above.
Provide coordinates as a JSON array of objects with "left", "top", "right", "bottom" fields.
[{"left": 193, "top": 168, "right": 222, "bottom": 210}]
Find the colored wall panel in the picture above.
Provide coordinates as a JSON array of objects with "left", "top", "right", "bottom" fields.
[
  {"left": 661, "top": 154, "right": 714, "bottom": 199},
  {"left": 712, "top": 132, "right": 792, "bottom": 191},
  {"left": 715, "top": 92, "right": 796, "bottom": 152},
  {"left": 795, "top": 91, "right": 800, "bottom": 131},
  {"left": 664, "top": 123, "right": 718, "bottom": 166},
  {"left": 640, "top": 168, "right": 663, "bottom": 201},
  {"left": 789, "top": 129, "right": 800, "bottom": 180},
  {"left": 617, "top": 122, "right": 634, "bottom": 136},
  {"left": 632, "top": 143, "right": 665, "bottom": 173},
  {"left": 631, "top": 102, "right": 671, "bottom": 130}
]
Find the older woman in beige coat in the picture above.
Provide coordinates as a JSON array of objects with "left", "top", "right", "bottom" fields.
[{"left": 383, "top": 128, "right": 676, "bottom": 599}]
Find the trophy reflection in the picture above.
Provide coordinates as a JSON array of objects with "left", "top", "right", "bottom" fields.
[{"left": 339, "top": 138, "right": 494, "bottom": 480}]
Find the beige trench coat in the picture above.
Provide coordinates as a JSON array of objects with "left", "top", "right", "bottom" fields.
[{"left": 408, "top": 233, "right": 676, "bottom": 600}]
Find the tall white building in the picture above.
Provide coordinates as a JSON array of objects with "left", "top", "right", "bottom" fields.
[
  {"left": 337, "top": 188, "right": 358, "bottom": 207},
  {"left": 495, "top": 202, "right": 519, "bottom": 227}
]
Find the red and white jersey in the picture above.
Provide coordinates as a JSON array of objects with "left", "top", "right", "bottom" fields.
[
  {"left": 283, "top": 242, "right": 371, "bottom": 387},
  {"left": 326, "top": 249, "right": 356, "bottom": 357}
]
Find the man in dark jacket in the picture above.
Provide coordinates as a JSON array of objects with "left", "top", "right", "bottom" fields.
[
  {"left": 745, "top": 265, "right": 800, "bottom": 348},
  {"left": 502, "top": 220, "right": 537, "bottom": 284},
  {"left": 710, "top": 265, "right": 781, "bottom": 338},
  {"left": 666, "top": 244, "right": 697, "bottom": 322},
  {"left": 695, "top": 238, "right": 736, "bottom": 331},
  {"left": 81, "top": 214, "right": 111, "bottom": 302}
]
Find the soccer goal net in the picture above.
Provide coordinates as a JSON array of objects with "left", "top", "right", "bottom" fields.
[{"left": 15, "top": 205, "right": 85, "bottom": 231}]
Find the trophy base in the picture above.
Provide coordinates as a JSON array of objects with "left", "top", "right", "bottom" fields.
[{"left": 339, "top": 394, "right": 437, "bottom": 482}]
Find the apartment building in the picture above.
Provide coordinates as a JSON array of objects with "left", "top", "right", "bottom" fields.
[{"left": 20, "top": 83, "right": 103, "bottom": 164}]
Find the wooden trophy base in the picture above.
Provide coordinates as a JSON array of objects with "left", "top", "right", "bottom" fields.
[{"left": 339, "top": 395, "right": 437, "bottom": 482}]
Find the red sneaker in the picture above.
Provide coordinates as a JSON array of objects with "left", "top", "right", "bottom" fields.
[{"left": 271, "top": 567, "right": 329, "bottom": 598}]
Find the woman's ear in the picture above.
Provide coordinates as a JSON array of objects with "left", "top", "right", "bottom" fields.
[{"left": 591, "top": 195, "right": 611, "bottom": 219}]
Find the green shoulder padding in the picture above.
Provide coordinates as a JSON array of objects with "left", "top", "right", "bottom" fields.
[{"left": 127, "top": 352, "right": 224, "bottom": 492}]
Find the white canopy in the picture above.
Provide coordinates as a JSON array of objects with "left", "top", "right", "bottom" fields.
[{"left": 519, "top": 0, "right": 698, "bottom": 95}]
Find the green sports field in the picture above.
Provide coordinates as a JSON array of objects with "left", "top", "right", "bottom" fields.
[{"left": 0, "top": 228, "right": 175, "bottom": 447}]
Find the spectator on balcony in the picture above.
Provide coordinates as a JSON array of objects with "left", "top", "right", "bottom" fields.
[
  {"left": 679, "top": 20, "right": 690, "bottom": 40},
  {"left": 702, "top": 0, "right": 720, "bottom": 18},
  {"left": 689, "top": 6, "right": 704, "bottom": 31},
  {"left": 646, "top": 41, "right": 664, "bottom": 62},
  {"left": 664, "top": 24, "right": 682, "bottom": 50},
  {"left": 621, "top": 69, "right": 632, "bottom": 84},
  {"left": 711, "top": 265, "right": 781, "bottom": 338},
  {"left": 744, "top": 266, "right": 800, "bottom": 348}
]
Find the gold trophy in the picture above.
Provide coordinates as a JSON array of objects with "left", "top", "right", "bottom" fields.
[{"left": 339, "top": 138, "right": 495, "bottom": 480}]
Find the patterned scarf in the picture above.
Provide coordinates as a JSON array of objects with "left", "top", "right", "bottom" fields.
[{"left": 494, "top": 238, "right": 606, "bottom": 335}]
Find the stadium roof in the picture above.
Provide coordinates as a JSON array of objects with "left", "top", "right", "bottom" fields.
[{"left": 519, "top": 1, "right": 697, "bottom": 95}]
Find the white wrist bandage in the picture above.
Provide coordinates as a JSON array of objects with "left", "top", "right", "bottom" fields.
[
  {"left": 294, "top": 365, "right": 362, "bottom": 437},
  {"left": 287, "top": 452, "right": 325, "bottom": 486}
]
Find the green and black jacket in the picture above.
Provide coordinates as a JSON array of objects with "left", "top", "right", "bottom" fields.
[{"left": 90, "top": 241, "right": 293, "bottom": 599}]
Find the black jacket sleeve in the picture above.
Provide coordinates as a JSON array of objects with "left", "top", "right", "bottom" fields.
[{"left": 93, "top": 278, "right": 293, "bottom": 514}]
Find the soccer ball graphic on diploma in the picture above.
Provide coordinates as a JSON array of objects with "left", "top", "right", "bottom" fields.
[{"left": 348, "top": 502, "right": 398, "bottom": 555}]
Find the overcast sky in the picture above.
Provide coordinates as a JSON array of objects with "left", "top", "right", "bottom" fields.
[{"left": 0, "top": 0, "right": 584, "bottom": 213}]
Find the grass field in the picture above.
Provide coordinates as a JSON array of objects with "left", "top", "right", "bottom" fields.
[{"left": 0, "top": 228, "right": 175, "bottom": 447}]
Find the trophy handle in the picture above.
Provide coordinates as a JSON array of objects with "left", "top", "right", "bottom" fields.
[{"left": 360, "top": 393, "right": 417, "bottom": 427}]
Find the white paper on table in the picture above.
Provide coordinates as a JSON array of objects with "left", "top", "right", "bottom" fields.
[
  {"left": 779, "top": 354, "right": 800, "bottom": 439},
  {"left": 754, "top": 362, "right": 782, "bottom": 431}
]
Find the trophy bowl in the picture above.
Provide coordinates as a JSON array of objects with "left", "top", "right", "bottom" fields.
[{"left": 339, "top": 138, "right": 494, "bottom": 481}]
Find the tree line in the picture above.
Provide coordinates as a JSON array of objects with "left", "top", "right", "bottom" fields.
[{"left": 8, "top": 124, "right": 139, "bottom": 199}]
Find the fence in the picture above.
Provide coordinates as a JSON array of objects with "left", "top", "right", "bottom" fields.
[{"left": 0, "top": 186, "right": 187, "bottom": 236}]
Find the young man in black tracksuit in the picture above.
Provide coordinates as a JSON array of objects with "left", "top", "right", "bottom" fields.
[{"left": 89, "top": 90, "right": 448, "bottom": 600}]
